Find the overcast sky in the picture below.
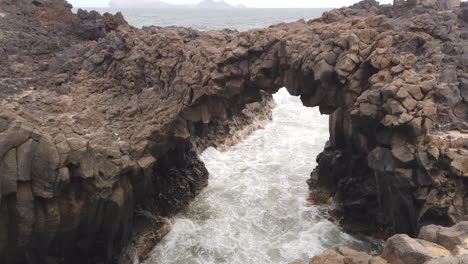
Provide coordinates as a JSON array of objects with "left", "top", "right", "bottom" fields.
[{"left": 69, "top": 0, "right": 394, "bottom": 8}]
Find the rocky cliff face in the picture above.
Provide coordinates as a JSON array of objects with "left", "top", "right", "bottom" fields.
[
  {"left": 0, "top": 0, "right": 467, "bottom": 263},
  {"left": 308, "top": 0, "right": 468, "bottom": 236}
]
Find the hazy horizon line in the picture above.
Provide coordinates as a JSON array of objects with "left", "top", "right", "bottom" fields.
[
  {"left": 72, "top": 0, "right": 352, "bottom": 9},
  {"left": 73, "top": 6, "right": 337, "bottom": 8}
]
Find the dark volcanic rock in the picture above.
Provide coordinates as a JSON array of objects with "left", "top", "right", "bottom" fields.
[{"left": 0, "top": 0, "right": 467, "bottom": 263}]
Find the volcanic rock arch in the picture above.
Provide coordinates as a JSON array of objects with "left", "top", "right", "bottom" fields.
[{"left": 0, "top": 0, "right": 467, "bottom": 263}]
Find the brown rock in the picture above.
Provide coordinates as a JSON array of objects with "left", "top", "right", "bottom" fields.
[
  {"left": 17, "top": 139, "right": 37, "bottom": 182},
  {"left": 1, "top": 148, "right": 18, "bottom": 196},
  {"left": 445, "top": 150, "right": 468, "bottom": 177},
  {"left": 440, "top": 68, "right": 457, "bottom": 83},
  {"left": 395, "top": 88, "right": 409, "bottom": 100},
  {"left": 338, "top": 246, "right": 371, "bottom": 264},
  {"left": 336, "top": 54, "right": 358, "bottom": 73},
  {"left": 420, "top": 80, "right": 435, "bottom": 93},
  {"left": 313, "top": 60, "right": 334, "bottom": 82},
  {"left": 404, "top": 84, "right": 424, "bottom": 100},
  {"left": 31, "top": 136, "right": 60, "bottom": 198},
  {"left": 420, "top": 222, "right": 468, "bottom": 252},
  {"left": 381, "top": 234, "right": 451, "bottom": 264},
  {"left": 424, "top": 255, "right": 468, "bottom": 264},
  {"left": 360, "top": 103, "right": 379, "bottom": 118},
  {"left": 310, "top": 250, "right": 345, "bottom": 264},
  {"left": 401, "top": 97, "right": 418, "bottom": 111},
  {"left": 1, "top": 0, "right": 468, "bottom": 263},
  {"left": 369, "top": 257, "right": 388, "bottom": 264},
  {"left": 383, "top": 99, "right": 407, "bottom": 115}
]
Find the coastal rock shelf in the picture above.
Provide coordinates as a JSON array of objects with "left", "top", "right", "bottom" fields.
[
  {"left": 293, "top": 221, "right": 468, "bottom": 264},
  {"left": 0, "top": 0, "right": 467, "bottom": 263}
]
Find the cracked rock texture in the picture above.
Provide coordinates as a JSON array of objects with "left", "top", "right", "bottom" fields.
[{"left": 0, "top": 0, "right": 467, "bottom": 263}]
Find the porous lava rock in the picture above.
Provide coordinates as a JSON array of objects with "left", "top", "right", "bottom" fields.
[{"left": 0, "top": 0, "right": 467, "bottom": 263}]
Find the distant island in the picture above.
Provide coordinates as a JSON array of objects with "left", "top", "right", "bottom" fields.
[{"left": 108, "top": 0, "right": 247, "bottom": 9}]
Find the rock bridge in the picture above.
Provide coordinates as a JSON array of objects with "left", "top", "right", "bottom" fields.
[{"left": 0, "top": 0, "right": 467, "bottom": 262}]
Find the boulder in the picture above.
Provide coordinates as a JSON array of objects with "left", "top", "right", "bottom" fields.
[
  {"left": 445, "top": 150, "right": 468, "bottom": 177},
  {"left": 381, "top": 234, "right": 451, "bottom": 264},
  {"left": 338, "top": 247, "right": 372, "bottom": 264},
  {"left": 419, "top": 222, "right": 468, "bottom": 252},
  {"left": 424, "top": 255, "right": 468, "bottom": 264},
  {"left": 309, "top": 250, "right": 345, "bottom": 264}
]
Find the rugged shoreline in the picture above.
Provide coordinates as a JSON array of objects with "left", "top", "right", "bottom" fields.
[
  {"left": 292, "top": 221, "right": 468, "bottom": 264},
  {"left": 0, "top": 0, "right": 467, "bottom": 263},
  {"left": 120, "top": 93, "right": 276, "bottom": 263}
]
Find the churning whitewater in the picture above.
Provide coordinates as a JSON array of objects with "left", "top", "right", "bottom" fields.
[{"left": 145, "top": 89, "right": 378, "bottom": 264}]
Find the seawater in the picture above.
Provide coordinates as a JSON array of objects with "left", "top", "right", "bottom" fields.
[
  {"left": 80, "top": 8, "right": 330, "bottom": 31},
  {"left": 144, "top": 89, "right": 380, "bottom": 264},
  {"left": 79, "top": 8, "right": 382, "bottom": 263}
]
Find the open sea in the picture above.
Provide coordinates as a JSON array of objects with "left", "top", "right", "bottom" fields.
[{"left": 78, "top": 8, "right": 329, "bottom": 31}]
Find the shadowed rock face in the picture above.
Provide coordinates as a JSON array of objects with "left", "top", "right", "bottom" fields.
[{"left": 0, "top": 0, "right": 467, "bottom": 263}]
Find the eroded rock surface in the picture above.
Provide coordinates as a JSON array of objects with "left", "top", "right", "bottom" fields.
[
  {"left": 295, "top": 222, "right": 468, "bottom": 264},
  {"left": 0, "top": 0, "right": 467, "bottom": 262}
]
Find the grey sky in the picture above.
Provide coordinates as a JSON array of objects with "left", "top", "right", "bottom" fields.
[{"left": 69, "top": 0, "right": 394, "bottom": 8}]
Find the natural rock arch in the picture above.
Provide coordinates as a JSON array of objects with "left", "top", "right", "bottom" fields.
[{"left": 0, "top": 0, "right": 467, "bottom": 263}]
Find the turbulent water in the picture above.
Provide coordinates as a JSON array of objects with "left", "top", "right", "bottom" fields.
[
  {"left": 82, "top": 8, "right": 381, "bottom": 263},
  {"left": 144, "top": 89, "right": 380, "bottom": 264}
]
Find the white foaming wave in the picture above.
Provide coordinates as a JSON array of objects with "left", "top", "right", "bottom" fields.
[{"left": 146, "top": 88, "right": 379, "bottom": 264}]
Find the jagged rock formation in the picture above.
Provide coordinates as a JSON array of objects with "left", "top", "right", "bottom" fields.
[
  {"left": 292, "top": 221, "right": 468, "bottom": 264},
  {"left": 0, "top": 0, "right": 467, "bottom": 263}
]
